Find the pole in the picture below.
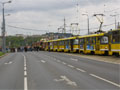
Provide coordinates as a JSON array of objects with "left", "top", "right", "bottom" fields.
[
  {"left": 63, "top": 18, "right": 66, "bottom": 38},
  {"left": 1, "top": 1, "right": 11, "bottom": 53},
  {"left": 2, "top": 3, "right": 6, "bottom": 53},
  {"left": 82, "top": 14, "right": 90, "bottom": 34},
  {"left": 115, "top": 16, "right": 117, "bottom": 29},
  {"left": 64, "top": 18, "right": 66, "bottom": 34},
  {"left": 87, "top": 16, "right": 89, "bottom": 34}
]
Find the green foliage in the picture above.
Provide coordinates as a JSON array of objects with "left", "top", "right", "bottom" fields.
[
  {"left": 6, "top": 36, "right": 42, "bottom": 48},
  {"left": 25, "top": 36, "right": 42, "bottom": 46},
  {"left": 6, "top": 36, "right": 24, "bottom": 48},
  {"left": 0, "top": 52, "right": 4, "bottom": 56}
]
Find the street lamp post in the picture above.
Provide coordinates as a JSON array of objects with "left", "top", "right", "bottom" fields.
[
  {"left": 1, "top": 1, "right": 12, "bottom": 53},
  {"left": 82, "top": 14, "right": 90, "bottom": 35}
]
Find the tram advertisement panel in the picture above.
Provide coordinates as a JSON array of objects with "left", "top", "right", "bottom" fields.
[{"left": 87, "top": 45, "right": 94, "bottom": 50}]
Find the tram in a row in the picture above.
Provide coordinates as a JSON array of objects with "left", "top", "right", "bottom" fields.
[{"left": 42, "top": 29, "right": 120, "bottom": 56}]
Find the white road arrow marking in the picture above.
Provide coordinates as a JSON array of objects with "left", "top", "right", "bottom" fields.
[{"left": 54, "top": 76, "right": 77, "bottom": 87}]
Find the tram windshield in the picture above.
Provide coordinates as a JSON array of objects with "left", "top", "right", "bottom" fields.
[{"left": 100, "top": 36, "right": 108, "bottom": 44}]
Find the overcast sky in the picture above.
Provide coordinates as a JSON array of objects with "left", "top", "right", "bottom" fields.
[{"left": 0, "top": 0, "right": 120, "bottom": 35}]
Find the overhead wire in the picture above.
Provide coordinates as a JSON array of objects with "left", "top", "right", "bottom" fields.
[
  {"left": 7, "top": 25, "right": 49, "bottom": 32},
  {"left": 6, "top": 22, "right": 115, "bottom": 33}
]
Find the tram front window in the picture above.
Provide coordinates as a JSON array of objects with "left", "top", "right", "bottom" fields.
[
  {"left": 100, "top": 36, "right": 108, "bottom": 44},
  {"left": 112, "top": 30, "right": 120, "bottom": 43}
]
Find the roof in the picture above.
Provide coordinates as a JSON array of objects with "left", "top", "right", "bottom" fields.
[
  {"left": 46, "top": 36, "right": 77, "bottom": 42},
  {"left": 108, "top": 29, "right": 120, "bottom": 32},
  {"left": 78, "top": 33, "right": 105, "bottom": 38},
  {"left": 45, "top": 33, "right": 106, "bottom": 42}
]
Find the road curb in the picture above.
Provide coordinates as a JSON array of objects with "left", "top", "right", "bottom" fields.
[{"left": 65, "top": 53, "right": 120, "bottom": 65}]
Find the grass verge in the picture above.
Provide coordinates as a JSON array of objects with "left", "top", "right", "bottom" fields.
[{"left": 0, "top": 52, "right": 5, "bottom": 56}]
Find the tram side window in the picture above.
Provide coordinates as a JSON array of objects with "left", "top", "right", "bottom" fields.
[
  {"left": 79, "top": 38, "right": 84, "bottom": 44},
  {"left": 73, "top": 39, "right": 79, "bottom": 45},
  {"left": 50, "top": 42, "right": 53, "bottom": 46},
  {"left": 87, "top": 37, "right": 96, "bottom": 44},
  {"left": 54, "top": 42, "right": 57, "bottom": 45},
  {"left": 65, "top": 40, "right": 69, "bottom": 45},
  {"left": 100, "top": 36, "right": 108, "bottom": 44},
  {"left": 112, "top": 31, "right": 120, "bottom": 43},
  {"left": 59, "top": 41, "right": 64, "bottom": 45}
]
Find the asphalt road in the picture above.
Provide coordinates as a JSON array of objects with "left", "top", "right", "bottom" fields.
[{"left": 0, "top": 51, "right": 119, "bottom": 90}]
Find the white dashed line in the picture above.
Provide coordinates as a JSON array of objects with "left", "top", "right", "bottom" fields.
[
  {"left": 57, "top": 60, "right": 60, "bottom": 62},
  {"left": 22, "top": 54, "right": 28, "bottom": 90},
  {"left": 90, "top": 74, "right": 120, "bottom": 88},
  {"left": 24, "top": 77, "right": 28, "bottom": 90},
  {"left": 76, "top": 68, "right": 86, "bottom": 72},
  {"left": 41, "top": 60, "right": 46, "bottom": 63},
  {"left": 24, "top": 67, "right": 27, "bottom": 71},
  {"left": 24, "top": 71, "right": 27, "bottom": 76},
  {"left": 68, "top": 65, "right": 74, "bottom": 68},
  {"left": 4, "top": 61, "right": 13, "bottom": 65},
  {"left": 24, "top": 63, "right": 26, "bottom": 67},
  {"left": 70, "top": 58, "right": 78, "bottom": 61},
  {"left": 62, "top": 62, "right": 66, "bottom": 65}
]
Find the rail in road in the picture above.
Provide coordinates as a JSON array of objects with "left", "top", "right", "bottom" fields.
[{"left": 0, "top": 51, "right": 119, "bottom": 90}]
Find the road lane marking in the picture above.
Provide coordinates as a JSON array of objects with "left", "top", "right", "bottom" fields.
[
  {"left": 60, "top": 76, "right": 77, "bottom": 87},
  {"left": 68, "top": 65, "right": 74, "bottom": 68},
  {"left": 24, "top": 71, "right": 27, "bottom": 76},
  {"left": 62, "top": 62, "right": 66, "bottom": 65},
  {"left": 24, "top": 77, "right": 28, "bottom": 90},
  {"left": 41, "top": 60, "right": 46, "bottom": 63},
  {"left": 90, "top": 74, "right": 120, "bottom": 88},
  {"left": 24, "top": 67, "right": 27, "bottom": 71},
  {"left": 22, "top": 54, "right": 28, "bottom": 90},
  {"left": 76, "top": 68, "right": 86, "bottom": 72},
  {"left": 4, "top": 61, "right": 13, "bottom": 65},
  {"left": 57, "top": 60, "right": 60, "bottom": 62},
  {"left": 24, "top": 64, "right": 26, "bottom": 67},
  {"left": 24, "top": 62, "right": 26, "bottom": 66},
  {"left": 54, "top": 76, "right": 77, "bottom": 87},
  {"left": 54, "top": 78, "right": 64, "bottom": 82},
  {"left": 70, "top": 58, "right": 78, "bottom": 61}
]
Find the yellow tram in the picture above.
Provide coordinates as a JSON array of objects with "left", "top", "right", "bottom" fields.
[
  {"left": 108, "top": 29, "right": 120, "bottom": 56},
  {"left": 78, "top": 33, "right": 109, "bottom": 55},
  {"left": 44, "top": 29, "right": 120, "bottom": 56}
]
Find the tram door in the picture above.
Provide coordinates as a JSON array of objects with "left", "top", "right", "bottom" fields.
[
  {"left": 48, "top": 42, "right": 50, "bottom": 51},
  {"left": 96, "top": 37, "right": 100, "bottom": 51},
  {"left": 70, "top": 39, "right": 73, "bottom": 51}
]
